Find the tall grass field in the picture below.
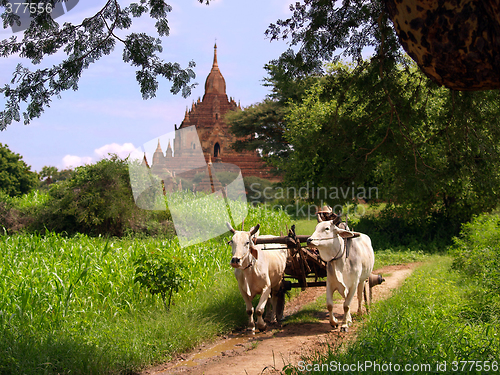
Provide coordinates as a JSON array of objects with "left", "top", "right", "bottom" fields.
[
  {"left": 0, "top": 205, "right": 290, "bottom": 374},
  {"left": 4, "top": 185, "right": 499, "bottom": 375}
]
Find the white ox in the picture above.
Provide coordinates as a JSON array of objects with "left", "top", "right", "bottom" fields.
[
  {"left": 227, "top": 222, "right": 287, "bottom": 332},
  {"left": 307, "top": 219, "right": 374, "bottom": 332}
]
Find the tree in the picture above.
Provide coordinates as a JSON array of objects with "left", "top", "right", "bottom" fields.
[
  {"left": 228, "top": 0, "right": 500, "bottom": 222},
  {"left": 283, "top": 62, "right": 500, "bottom": 221},
  {"left": 0, "top": 0, "right": 210, "bottom": 130},
  {"left": 266, "top": 1, "right": 402, "bottom": 76},
  {"left": 39, "top": 165, "right": 73, "bottom": 186},
  {"left": 226, "top": 99, "right": 290, "bottom": 162},
  {"left": 0, "top": 143, "right": 38, "bottom": 196},
  {"left": 226, "top": 58, "right": 320, "bottom": 168},
  {"left": 38, "top": 155, "right": 163, "bottom": 236},
  {"left": 267, "top": 0, "right": 500, "bottom": 90}
]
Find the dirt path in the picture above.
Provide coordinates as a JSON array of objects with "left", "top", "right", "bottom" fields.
[{"left": 143, "top": 263, "right": 418, "bottom": 375}]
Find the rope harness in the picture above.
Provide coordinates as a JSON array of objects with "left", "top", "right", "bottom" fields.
[
  {"left": 242, "top": 258, "right": 255, "bottom": 270},
  {"left": 308, "top": 233, "right": 356, "bottom": 261}
]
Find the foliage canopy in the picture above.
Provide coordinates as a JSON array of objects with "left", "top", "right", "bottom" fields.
[
  {"left": 0, "top": 143, "right": 38, "bottom": 196},
  {"left": 283, "top": 62, "right": 500, "bottom": 221},
  {"left": 227, "top": 0, "right": 500, "bottom": 222},
  {"left": 36, "top": 155, "right": 169, "bottom": 236},
  {"left": 0, "top": 0, "right": 210, "bottom": 130}
]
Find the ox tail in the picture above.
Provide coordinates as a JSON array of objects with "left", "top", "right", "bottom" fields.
[{"left": 363, "top": 280, "right": 370, "bottom": 314}]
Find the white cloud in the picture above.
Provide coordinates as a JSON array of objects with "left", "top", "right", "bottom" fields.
[
  {"left": 62, "top": 155, "right": 93, "bottom": 169},
  {"left": 94, "top": 142, "right": 142, "bottom": 160},
  {"left": 60, "top": 142, "right": 143, "bottom": 169}
]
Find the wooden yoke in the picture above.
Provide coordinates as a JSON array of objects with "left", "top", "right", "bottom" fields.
[{"left": 253, "top": 225, "right": 327, "bottom": 290}]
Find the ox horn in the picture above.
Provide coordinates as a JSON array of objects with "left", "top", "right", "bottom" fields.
[
  {"left": 226, "top": 222, "right": 236, "bottom": 234},
  {"left": 241, "top": 218, "right": 245, "bottom": 231},
  {"left": 369, "top": 273, "right": 385, "bottom": 288},
  {"left": 249, "top": 223, "right": 260, "bottom": 236}
]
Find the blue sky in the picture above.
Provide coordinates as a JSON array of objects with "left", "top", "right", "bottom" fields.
[{"left": 0, "top": 0, "right": 294, "bottom": 172}]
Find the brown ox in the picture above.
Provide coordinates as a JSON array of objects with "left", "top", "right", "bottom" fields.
[
  {"left": 227, "top": 223, "right": 287, "bottom": 332},
  {"left": 307, "top": 219, "right": 374, "bottom": 332}
]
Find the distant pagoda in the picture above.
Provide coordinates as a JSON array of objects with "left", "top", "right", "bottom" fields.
[{"left": 145, "top": 44, "right": 275, "bottom": 192}]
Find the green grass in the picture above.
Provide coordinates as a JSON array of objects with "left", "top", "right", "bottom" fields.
[
  {"left": 282, "top": 294, "right": 342, "bottom": 326},
  {"left": 0, "top": 205, "right": 291, "bottom": 374},
  {"left": 293, "top": 219, "right": 318, "bottom": 236},
  {"left": 0, "top": 233, "right": 244, "bottom": 374},
  {"left": 0, "top": 189, "right": 50, "bottom": 209},
  {"left": 373, "top": 248, "right": 429, "bottom": 270},
  {"left": 283, "top": 256, "right": 500, "bottom": 374}
]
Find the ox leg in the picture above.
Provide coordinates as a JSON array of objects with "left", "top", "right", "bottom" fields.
[
  {"left": 264, "top": 296, "right": 272, "bottom": 323},
  {"left": 235, "top": 271, "right": 256, "bottom": 332},
  {"left": 274, "top": 282, "right": 286, "bottom": 323},
  {"left": 268, "top": 285, "right": 281, "bottom": 324},
  {"left": 238, "top": 287, "right": 255, "bottom": 331},
  {"left": 255, "top": 286, "right": 272, "bottom": 331},
  {"left": 356, "top": 281, "right": 365, "bottom": 314},
  {"left": 242, "top": 296, "right": 255, "bottom": 332},
  {"left": 363, "top": 281, "right": 370, "bottom": 314},
  {"left": 341, "top": 286, "right": 356, "bottom": 332},
  {"left": 326, "top": 281, "right": 339, "bottom": 328}
]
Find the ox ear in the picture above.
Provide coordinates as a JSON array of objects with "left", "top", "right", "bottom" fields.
[
  {"left": 249, "top": 223, "right": 260, "bottom": 236},
  {"left": 336, "top": 227, "right": 356, "bottom": 239},
  {"left": 249, "top": 243, "right": 259, "bottom": 260},
  {"left": 226, "top": 222, "right": 236, "bottom": 234}
]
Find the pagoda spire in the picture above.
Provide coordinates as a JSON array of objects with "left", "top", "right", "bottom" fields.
[
  {"left": 213, "top": 43, "right": 218, "bottom": 68},
  {"left": 204, "top": 43, "right": 226, "bottom": 95},
  {"left": 155, "top": 139, "right": 162, "bottom": 153},
  {"left": 152, "top": 139, "right": 165, "bottom": 165},
  {"left": 166, "top": 139, "right": 173, "bottom": 157},
  {"left": 141, "top": 152, "right": 150, "bottom": 168}
]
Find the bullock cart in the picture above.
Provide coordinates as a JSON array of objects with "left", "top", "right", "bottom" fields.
[
  {"left": 251, "top": 213, "right": 384, "bottom": 323},
  {"left": 253, "top": 208, "right": 382, "bottom": 291}
]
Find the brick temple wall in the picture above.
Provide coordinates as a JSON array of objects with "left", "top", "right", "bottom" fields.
[{"left": 147, "top": 44, "right": 278, "bottom": 186}]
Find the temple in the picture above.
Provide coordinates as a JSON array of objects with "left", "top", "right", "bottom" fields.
[{"left": 143, "top": 44, "right": 274, "bottom": 192}]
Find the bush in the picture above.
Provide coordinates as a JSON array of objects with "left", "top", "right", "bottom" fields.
[
  {"left": 450, "top": 210, "right": 500, "bottom": 320},
  {"left": 33, "top": 156, "right": 172, "bottom": 237},
  {"left": 0, "top": 190, "right": 47, "bottom": 234},
  {"left": 244, "top": 176, "right": 279, "bottom": 204},
  {"left": 0, "top": 143, "right": 38, "bottom": 197},
  {"left": 355, "top": 206, "right": 460, "bottom": 252},
  {"left": 134, "top": 251, "right": 188, "bottom": 311}
]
